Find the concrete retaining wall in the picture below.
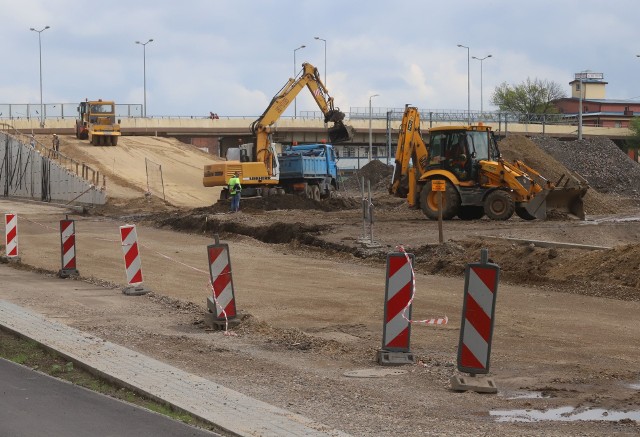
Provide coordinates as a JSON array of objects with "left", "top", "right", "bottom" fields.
[{"left": 0, "top": 132, "right": 106, "bottom": 205}]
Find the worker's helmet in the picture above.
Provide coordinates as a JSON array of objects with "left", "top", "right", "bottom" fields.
[{"left": 53, "top": 133, "right": 57, "bottom": 137}]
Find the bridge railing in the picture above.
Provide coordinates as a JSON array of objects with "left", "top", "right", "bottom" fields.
[{"left": 0, "top": 103, "right": 603, "bottom": 129}]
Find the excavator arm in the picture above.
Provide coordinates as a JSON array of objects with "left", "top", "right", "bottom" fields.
[
  {"left": 250, "top": 63, "right": 352, "bottom": 178},
  {"left": 389, "top": 106, "right": 430, "bottom": 200}
]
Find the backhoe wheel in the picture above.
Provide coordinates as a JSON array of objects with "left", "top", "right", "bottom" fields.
[
  {"left": 419, "top": 179, "right": 461, "bottom": 220},
  {"left": 457, "top": 206, "right": 485, "bottom": 220},
  {"left": 311, "top": 185, "right": 321, "bottom": 202},
  {"left": 484, "top": 190, "right": 515, "bottom": 220}
]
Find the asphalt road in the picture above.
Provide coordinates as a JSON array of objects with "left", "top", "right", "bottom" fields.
[{"left": 0, "top": 358, "right": 221, "bottom": 437}]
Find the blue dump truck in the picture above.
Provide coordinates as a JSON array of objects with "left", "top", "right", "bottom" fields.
[{"left": 278, "top": 143, "right": 339, "bottom": 201}]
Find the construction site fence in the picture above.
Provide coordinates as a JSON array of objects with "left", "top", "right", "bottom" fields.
[{"left": 0, "top": 127, "right": 106, "bottom": 206}]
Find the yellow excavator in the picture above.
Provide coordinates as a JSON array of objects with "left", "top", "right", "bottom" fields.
[
  {"left": 75, "top": 99, "right": 121, "bottom": 146},
  {"left": 203, "top": 62, "right": 352, "bottom": 198},
  {"left": 389, "top": 105, "right": 588, "bottom": 220}
]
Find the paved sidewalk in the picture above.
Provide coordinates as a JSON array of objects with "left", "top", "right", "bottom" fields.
[{"left": 0, "top": 300, "right": 350, "bottom": 437}]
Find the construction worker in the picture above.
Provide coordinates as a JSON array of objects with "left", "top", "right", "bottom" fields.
[
  {"left": 52, "top": 134, "right": 60, "bottom": 157},
  {"left": 228, "top": 171, "right": 242, "bottom": 213}
]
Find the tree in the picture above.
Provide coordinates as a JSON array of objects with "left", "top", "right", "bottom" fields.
[
  {"left": 624, "top": 116, "right": 640, "bottom": 151},
  {"left": 490, "top": 78, "right": 566, "bottom": 115}
]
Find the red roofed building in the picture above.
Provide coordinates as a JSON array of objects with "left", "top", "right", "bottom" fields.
[{"left": 552, "top": 73, "right": 640, "bottom": 128}]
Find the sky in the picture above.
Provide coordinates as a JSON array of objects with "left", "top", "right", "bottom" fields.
[{"left": 2, "top": 0, "right": 640, "bottom": 118}]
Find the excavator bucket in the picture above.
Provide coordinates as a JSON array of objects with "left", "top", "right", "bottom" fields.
[
  {"left": 519, "top": 172, "right": 588, "bottom": 220},
  {"left": 328, "top": 122, "right": 353, "bottom": 144}
]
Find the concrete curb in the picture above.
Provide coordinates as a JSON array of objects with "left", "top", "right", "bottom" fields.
[{"left": 0, "top": 300, "right": 351, "bottom": 437}]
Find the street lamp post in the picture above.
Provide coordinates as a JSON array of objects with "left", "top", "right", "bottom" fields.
[
  {"left": 293, "top": 45, "right": 306, "bottom": 119},
  {"left": 472, "top": 54, "right": 492, "bottom": 115},
  {"left": 578, "top": 75, "right": 583, "bottom": 140},
  {"left": 30, "top": 26, "right": 50, "bottom": 127},
  {"left": 135, "top": 39, "right": 154, "bottom": 117},
  {"left": 457, "top": 44, "right": 470, "bottom": 125},
  {"left": 368, "top": 94, "right": 379, "bottom": 163},
  {"left": 314, "top": 36, "right": 327, "bottom": 86}
]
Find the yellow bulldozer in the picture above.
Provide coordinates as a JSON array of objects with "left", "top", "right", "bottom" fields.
[{"left": 75, "top": 99, "right": 121, "bottom": 146}]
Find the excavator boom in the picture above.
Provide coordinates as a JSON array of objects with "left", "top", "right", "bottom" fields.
[{"left": 252, "top": 62, "right": 352, "bottom": 145}]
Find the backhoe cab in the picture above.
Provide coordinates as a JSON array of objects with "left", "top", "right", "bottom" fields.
[{"left": 390, "top": 105, "right": 588, "bottom": 221}]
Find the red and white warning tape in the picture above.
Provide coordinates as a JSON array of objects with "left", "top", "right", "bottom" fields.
[
  {"left": 396, "top": 245, "right": 448, "bottom": 326},
  {"left": 207, "top": 281, "right": 237, "bottom": 336}
]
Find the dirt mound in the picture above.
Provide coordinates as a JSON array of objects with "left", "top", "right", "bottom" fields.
[
  {"left": 88, "top": 194, "right": 176, "bottom": 217},
  {"left": 342, "top": 160, "right": 394, "bottom": 192},
  {"left": 201, "top": 194, "right": 360, "bottom": 213},
  {"left": 408, "top": 238, "right": 640, "bottom": 302},
  {"left": 499, "top": 135, "right": 619, "bottom": 215}
]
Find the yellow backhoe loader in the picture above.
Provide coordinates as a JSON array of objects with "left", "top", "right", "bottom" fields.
[{"left": 389, "top": 105, "right": 588, "bottom": 220}]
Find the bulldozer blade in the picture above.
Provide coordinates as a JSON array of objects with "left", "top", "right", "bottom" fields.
[{"left": 328, "top": 122, "right": 353, "bottom": 144}]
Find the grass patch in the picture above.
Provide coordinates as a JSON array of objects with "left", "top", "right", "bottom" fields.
[{"left": 0, "top": 329, "right": 220, "bottom": 433}]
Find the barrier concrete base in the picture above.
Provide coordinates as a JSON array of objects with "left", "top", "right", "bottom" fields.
[
  {"left": 376, "top": 350, "right": 416, "bottom": 366},
  {"left": 122, "top": 285, "right": 151, "bottom": 296},
  {"left": 203, "top": 312, "right": 241, "bottom": 331},
  {"left": 204, "top": 297, "right": 240, "bottom": 331},
  {"left": 357, "top": 237, "right": 382, "bottom": 249},
  {"left": 0, "top": 255, "right": 22, "bottom": 264},
  {"left": 58, "top": 269, "right": 80, "bottom": 279},
  {"left": 450, "top": 374, "right": 498, "bottom": 394}
]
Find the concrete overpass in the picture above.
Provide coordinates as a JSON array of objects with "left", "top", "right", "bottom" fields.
[{"left": 3, "top": 115, "right": 633, "bottom": 158}]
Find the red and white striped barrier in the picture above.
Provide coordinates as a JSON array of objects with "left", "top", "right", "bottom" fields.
[
  {"left": 206, "top": 239, "right": 237, "bottom": 324},
  {"left": 451, "top": 249, "right": 500, "bottom": 394},
  {"left": 119, "top": 225, "right": 150, "bottom": 295},
  {"left": 4, "top": 213, "right": 19, "bottom": 258},
  {"left": 377, "top": 251, "right": 416, "bottom": 365},
  {"left": 457, "top": 257, "right": 500, "bottom": 374},
  {"left": 58, "top": 218, "right": 79, "bottom": 277}
]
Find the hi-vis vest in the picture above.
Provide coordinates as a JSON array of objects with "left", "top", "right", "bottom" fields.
[{"left": 228, "top": 176, "right": 241, "bottom": 195}]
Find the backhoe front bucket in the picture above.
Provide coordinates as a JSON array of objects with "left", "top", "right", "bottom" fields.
[
  {"left": 545, "top": 187, "right": 587, "bottom": 219},
  {"left": 328, "top": 122, "right": 353, "bottom": 144},
  {"left": 521, "top": 172, "right": 589, "bottom": 220},
  {"left": 520, "top": 188, "right": 550, "bottom": 220},
  {"left": 548, "top": 171, "right": 588, "bottom": 219}
]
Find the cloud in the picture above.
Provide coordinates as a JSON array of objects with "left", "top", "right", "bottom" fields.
[{"left": 2, "top": 0, "right": 640, "bottom": 117}]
